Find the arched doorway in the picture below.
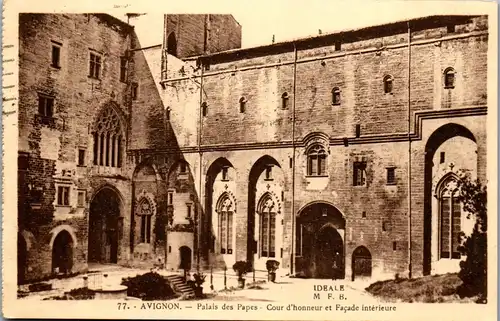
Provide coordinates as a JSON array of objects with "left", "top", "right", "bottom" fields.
[
  {"left": 89, "top": 187, "right": 121, "bottom": 264},
  {"left": 18, "top": 234, "right": 27, "bottom": 284},
  {"left": 352, "top": 246, "right": 372, "bottom": 280},
  {"left": 316, "top": 225, "right": 344, "bottom": 279},
  {"left": 52, "top": 230, "right": 74, "bottom": 274},
  {"left": 296, "top": 202, "right": 345, "bottom": 279},
  {"left": 179, "top": 246, "right": 192, "bottom": 270}
]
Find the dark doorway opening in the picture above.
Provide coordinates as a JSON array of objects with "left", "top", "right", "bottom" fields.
[
  {"left": 18, "top": 235, "right": 27, "bottom": 284},
  {"left": 352, "top": 246, "right": 372, "bottom": 280},
  {"left": 52, "top": 230, "right": 73, "bottom": 274},
  {"left": 316, "top": 226, "right": 344, "bottom": 279},
  {"left": 89, "top": 188, "right": 121, "bottom": 263},
  {"left": 179, "top": 246, "right": 192, "bottom": 270}
]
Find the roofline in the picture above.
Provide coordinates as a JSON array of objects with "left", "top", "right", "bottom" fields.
[{"left": 195, "top": 14, "right": 483, "bottom": 63}]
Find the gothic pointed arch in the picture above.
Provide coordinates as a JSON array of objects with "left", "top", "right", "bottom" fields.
[
  {"left": 92, "top": 102, "right": 126, "bottom": 168},
  {"left": 215, "top": 192, "right": 236, "bottom": 255}
]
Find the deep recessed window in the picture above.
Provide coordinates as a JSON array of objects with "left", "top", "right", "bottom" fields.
[
  {"left": 131, "top": 82, "right": 139, "bottom": 100},
  {"left": 307, "top": 145, "right": 327, "bottom": 176},
  {"left": 120, "top": 56, "right": 128, "bottom": 82},
  {"left": 167, "top": 32, "right": 177, "bottom": 56},
  {"left": 444, "top": 68, "right": 455, "bottom": 89},
  {"left": 78, "top": 149, "right": 86, "bottom": 167},
  {"left": 440, "top": 152, "right": 446, "bottom": 164},
  {"left": 355, "top": 124, "right": 361, "bottom": 138},
  {"left": 202, "top": 102, "right": 208, "bottom": 117},
  {"left": 281, "top": 92, "right": 289, "bottom": 109},
  {"left": 353, "top": 161, "right": 367, "bottom": 186},
  {"left": 332, "top": 87, "right": 341, "bottom": 105},
  {"left": 57, "top": 186, "right": 70, "bottom": 206},
  {"left": 89, "top": 52, "right": 102, "bottom": 79},
  {"left": 221, "top": 167, "right": 229, "bottom": 181},
  {"left": 386, "top": 167, "right": 396, "bottom": 185},
  {"left": 362, "top": 211, "right": 366, "bottom": 218},
  {"left": 38, "top": 95, "right": 54, "bottom": 117},
  {"left": 179, "top": 162, "right": 187, "bottom": 173},
  {"left": 137, "top": 198, "right": 153, "bottom": 244},
  {"left": 51, "top": 42, "right": 61, "bottom": 68},
  {"left": 265, "top": 165, "right": 273, "bottom": 180},
  {"left": 92, "top": 106, "right": 124, "bottom": 168},
  {"left": 383, "top": 75, "right": 394, "bottom": 94}
]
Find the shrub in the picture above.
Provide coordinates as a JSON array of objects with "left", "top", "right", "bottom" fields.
[
  {"left": 66, "top": 287, "right": 95, "bottom": 300},
  {"left": 121, "top": 272, "right": 176, "bottom": 300},
  {"left": 28, "top": 282, "right": 52, "bottom": 292},
  {"left": 266, "top": 260, "right": 280, "bottom": 273},
  {"left": 455, "top": 174, "right": 487, "bottom": 301},
  {"left": 233, "top": 261, "right": 250, "bottom": 280}
]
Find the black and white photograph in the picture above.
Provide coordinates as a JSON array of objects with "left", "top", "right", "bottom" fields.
[{"left": 2, "top": 0, "right": 497, "bottom": 319}]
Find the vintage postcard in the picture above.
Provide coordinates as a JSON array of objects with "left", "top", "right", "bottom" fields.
[{"left": 2, "top": 0, "right": 498, "bottom": 319}]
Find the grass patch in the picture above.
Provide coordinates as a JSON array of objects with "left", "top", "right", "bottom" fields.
[{"left": 366, "top": 273, "right": 478, "bottom": 303}]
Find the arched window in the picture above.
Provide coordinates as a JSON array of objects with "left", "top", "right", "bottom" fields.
[
  {"left": 167, "top": 32, "right": 177, "bottom": 56},
  {"left": 307, "top": 144, "right": 327, "bottom": 176},
  {"left": 438, "top": 176, "right": 462, "bottom": 259},
  {"left": 137, "top": 198, "right": 153, "bottom": 244},
  {"left": 239, "top": 97, "right": 247, "bottom": 113},
  {"left": 281, "top": 92, "right": 289, "bottom": 109},
  {"left": 259, "top": 194, "right": 276, "bottom": 258},
  {"left": 201, "top": 102, "right": 208, "bottom": 117},
  {"left": 383, "top": 75, "right": 393, "bottom": 94},
  {"left": 332, "top": 87, "right": 341, "bottom": 105},
  {"left": 93, "top": 106, "right": 124, "bottom": 168},
  {"left": 166, "top": 107, "right": 171, "bottom": 121},
  {"left": 217, "top": 194, "right": 234, "bottom": 254},
  {"left": 444, "top": 67, "right": 456, "bottom": 89}
]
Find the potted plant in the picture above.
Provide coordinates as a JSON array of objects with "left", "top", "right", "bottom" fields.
[
  {"left": 266, "top": 259, "right": 280, "bottom": 283},
  {"left": 233, "top": 261, "right": 249, "bottom": 289},
  {"left": 192, "top": 273, "right": 206, "bottom": 298}
]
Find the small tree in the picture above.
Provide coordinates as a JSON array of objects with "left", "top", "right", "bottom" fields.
[{"left": 456, "top": 173, "right": 487, "bottom": 302}]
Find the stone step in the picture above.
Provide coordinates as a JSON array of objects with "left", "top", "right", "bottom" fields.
[{"left": 165, "top": 274, "right": 195, "bottom": 297}]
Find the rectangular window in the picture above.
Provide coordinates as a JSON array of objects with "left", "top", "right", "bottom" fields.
[
  {"left": 186, "top": 203, "right": 192, "bottom": 218},
  {"left": 221, "top": 167, "right": 229, "bottom": 181},
  {"left": 89, "top": 52, "right": 102, "bottom": 79},
  {"left": 31, "top": 188, "right": 43, "bottom": 204},
  {"left": 355, "top": 124, "right": 361, "bottom": 138},
  {"left": 386, "top": 167, "right": 396, "bottom": 185},
  {"left": 140, "top": 215, "right": 152, "bottom": 243},
  {"left": 353, "top": 161, "right": 367, "bottom": 186},
  {"left": 38, "top": 95, "right": 54, "bottom": 117},
  {"left": 57, "top": 186, "right": 70, "bottom": 206},
  {"left": 167, "top": 191, "right": 173, "bottom": 205},
  {"left": 18, "top": 155, "right": 29, "bottom": 171},
  {"left": 51, "top": 42, "right": 61, "bottom": 68},
  {"left": 265, "top": 166, "right": 273, "bottom": 180},
  {"left": 440, "top": 152, "right": 445, "bottom": 164},
  {"left": 78, "top": 149, "right": 86, "bottom": 167},
  {"left": 131, "top": 82, "right": 138, "bottom": 100},
  {"left": 179, "top": 162, "right": 187, "bottom": 173},
  {"left": 393, "top": 241, "right": 397, "bottom": 251},
  {"left": 120, "top": 57, "right": 128, "bottom": 82},
  {"left": 77, "top": 191, "right": 86, "bottom": 207}
]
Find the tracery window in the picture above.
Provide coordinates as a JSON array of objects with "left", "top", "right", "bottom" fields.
[
  {"left": 438, "top": 177, "right": 462, "bottom": 259},
  {"left": 259, "top": 194, "right": 276, "bottom": 258},
  {"left": 93, "top": 107, "right": 124, "bottom": 168},
  {"left": 137, "top": 197, "right": 153, "bottom": 244},
  {"left": 217, "top": 194, "right": 234, "bottom": 254},
  {"left": 307, "top": 144, "right": 327, "bottom": 176}
]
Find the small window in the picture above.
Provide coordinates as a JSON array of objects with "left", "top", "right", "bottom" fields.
[
  {"left": 353, "top": 161, "right": 367, "bottom": 186},
  {"left": 166, "top": 107, "right": 171, "bottom": 120},
  {"left": 120, "top": 57, "right": 128, "bottom": 82},
  {"left": 78, "top": 149, "right": 86, "bottom": 167},
  {"left": 444, "top": 68, "right": 455, "bottom": 89},
  {"left": 77, "top": 191, "right": 86, "bottom": 207},
  {"left": 57, "top": 186, "right": 70, "bottom": 206},
  {"left": 179, "top": 162, "right": 187, "bottom": 173},
  {"left": 18, "top": 155, "right": 29, "bottom": 171},
  {"left": 221, "top": 167, "right": 229, "bottom": 181},
  {"left": 239, "top": 97, "right": 247, "bottom": 113},
  {"left": 386, "top": 167, "right": 396, "bottom": 185},
  {"left": 393, "top": 241, "right": 397, "bottom": 251},
  {"left": 167, "top": 191, "right": 174, "bottom": 205},
  {"left": 440, "top": 152, "right": 445, "bottom": 164},
  {"left": 89, "top": 52, "right": 102, "bottom": 79},
  {"left": 186, "top": 203, "right": 192, "bottom": 218},
  {"left": 38, "top": 95, "right": 54, "bottom": 117},
  {"left": 335, "top": 41, "right": 341, "bottom": 51},
  {"left": 265, "top": 165, "right": 273, "bottom": 180},
  {"left": 202, "top": 102, "right": 208, "bottom": 117},
  {"left": 355, "top": 124, "right": 361, "bottom": 138},
  {"left": 362, "top": 211, "right": 366, "bottom": 218},
  {"left": 383, "top": 75, "right": 393, "bottom": 94},
  {"left": 51, "top": 42, "right": 61, "bottom": 68},
  {"left": 332, "top": 87, "right": 341, "bottom": 105},
  {"left": 281, "top": 92, "right": 289, "bottom": 109},
  {"left": 383, "top": 221, "right": 390, "bottom": 232},
  {"left": 31, "top": 188, "right": 43, "bottom": 204},
  {"left": 131, "top": 83, "right": 139, "bottom": 100}
]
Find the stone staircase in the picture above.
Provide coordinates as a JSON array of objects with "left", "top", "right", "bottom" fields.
[{"left": 165, "top": 274, "right": 195, "bottom": 298}]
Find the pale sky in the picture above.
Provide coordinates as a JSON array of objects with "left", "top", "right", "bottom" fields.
[{"left": 115, "top": 0, "right": 493, "bottom": 49}]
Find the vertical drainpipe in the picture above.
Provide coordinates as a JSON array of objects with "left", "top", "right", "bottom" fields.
[
  {"left": 407, "top": 21, "right": 413, "bottom": 279},
  {"left": 197, "top": 58, "right": 205, "bottom": 271},
  {"left": 290, "top": 43, "right": 298, "bottom": 275}
]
